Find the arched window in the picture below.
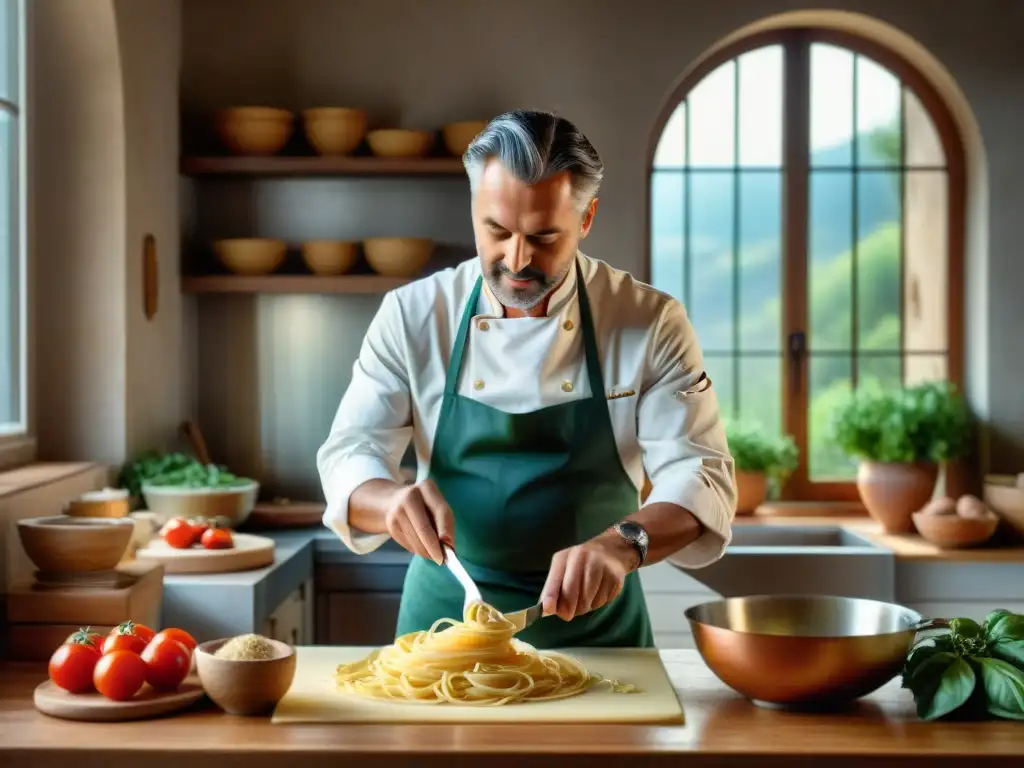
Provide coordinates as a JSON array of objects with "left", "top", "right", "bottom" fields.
[{"left": 647, "top": 29, "right": 964, "bottom": 501}]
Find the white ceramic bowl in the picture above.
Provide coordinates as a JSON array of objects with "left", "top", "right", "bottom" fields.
[{"left": 141, "top": 480, "right": 260, "bottom": 529}]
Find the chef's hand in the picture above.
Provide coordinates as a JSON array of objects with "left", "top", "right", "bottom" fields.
[
  {"left": 540, "top": 534, "right": 637, "bottom": 621},
  {"left": 384, "top": 479, "right": 454, "bottom": 566}
]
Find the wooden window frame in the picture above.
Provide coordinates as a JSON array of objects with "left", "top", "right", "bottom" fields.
[{"left": 643, "top": 28, "right": 966, "bottom": 502}]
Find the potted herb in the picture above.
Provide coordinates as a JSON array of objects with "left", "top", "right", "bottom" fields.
[
  {"left": 903, "top": 609, "right": 1024, "bottom": 721},
  {"left": 724, "top": 421, "right": 799, "bottom": 515},
  {"left": 831, "top": 380, "right": 972, "bottom": 533}
]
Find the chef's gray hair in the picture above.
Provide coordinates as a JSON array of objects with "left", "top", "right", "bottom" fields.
[{"left": 463, "top": 110, "right": 603, "bottom": 212}]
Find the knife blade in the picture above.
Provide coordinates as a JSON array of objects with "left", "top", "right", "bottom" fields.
[{"left": 504, "top": 602, "right": 544, "bottom": 633}]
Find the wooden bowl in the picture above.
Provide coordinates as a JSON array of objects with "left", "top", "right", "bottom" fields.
[
  {"left": 442, "top": 120, "right": 487, "bottom": 156},
  {"left": 16, "top": 516, "right": 135, "bottom": 573},
  {"left": 302, "top": 108, "right": 367, "bottom": 156},
  {"left": 912, "top": 510, "right": 999, "bottom": 549},
  {"left": 363, "top": 237, "right": 433, "bottom": 278},
  {"left": 366, "top": 129, "right": 433, "bottom": 158},
  {"left": 215, "top": 107, "right": 294, "bottom": 156},
  {"left": 300, "top": 240, "right": 358, "bottom": 275},
  {"left": 65, "top": 488, "right": 131, "bottom": 518},
  {"left": 195, "top": 637, "right": 296, "bottom": 716},
  {"left": 213, "top": 238, "right": 287, "bottom": 276},
  {"left": 141, "top": 480, "right": 260, "bottom": 529},
  {"left": 983, "top": 474, "right": 1024, "bottom": 539}
]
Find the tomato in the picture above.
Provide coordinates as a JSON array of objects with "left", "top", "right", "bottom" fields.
[
  {"left": 93, "top": 649, "right": 147, "bottom": 701},
  {"left": 65, "top": 626, "right": 103, "bottom": 651},
  {"left": 201, "top": 527, "right": 233, "bottom": 550},
  {"left": 49, "top": 641, "right": 102, "bottom": 693},
  {"left": 152, "top": 627, "right": 197, "bottom": 654},
  {"left": 102, "top": 633, "right": 147, "bottom": 655},
  {"left": 109, "top": 620, "right": 155, "bottom": 646},
  {"left": 141, "top": 636, "right": 191, "bottom": 690},
  {"left": 163, "top": 518, "right": 196, "bottom": 549},
  {"left": 188, "top": 517, "right": 209, "bottom": 539}
]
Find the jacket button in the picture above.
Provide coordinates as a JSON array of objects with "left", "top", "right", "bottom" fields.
[
  {"left": 563, "top": 319, "right": 574, "bottom": 331},
  {"left": 479, "top": 321, "right": 489, "bottom": 331},
  {"left": 474, "top": 379, "right": 485, "bottom": 390},
  {"left": 562, "top": 381, "right": 574, "bottom": 393}
]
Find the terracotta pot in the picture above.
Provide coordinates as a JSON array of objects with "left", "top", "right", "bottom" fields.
[
  {"left": 857, "top": 460, "right": 939, "bottom": 533},
  {"left": 735, "top": 471, "right": 768, "bottom": 516}
]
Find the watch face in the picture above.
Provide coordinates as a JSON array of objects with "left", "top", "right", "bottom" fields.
[{"left": 618, "top": 522, "right": 643, "bottom": 539}]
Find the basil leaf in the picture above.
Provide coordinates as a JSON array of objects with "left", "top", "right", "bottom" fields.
[
  {"left": 913, "top": 654, "right": 976, "bottom": 721},
  {"left": 950, "top": 617, "right": 984, "bottom": 640},
  {"left": 985, "top": 610, "right": 1024, "bottom": 643},
  {"left": 977, "top": 657, "right": 1024, "bottom": 720},
  {"left": 902, "top": 636, "right": 953, "bottom": 688},
  {"left": 991, "top": 639, "right": 1024, "bottom": 670}
]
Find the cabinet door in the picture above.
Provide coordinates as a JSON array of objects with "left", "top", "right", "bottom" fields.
[
  {"left": 264, "top": 588, "right": 304, "bottom": 645},
  {"left": 326, "top": 593, "right": 402, "bottom": 646}
]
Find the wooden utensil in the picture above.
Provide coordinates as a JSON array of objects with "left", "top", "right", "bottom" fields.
[
  {"left": 135, "top": 533, "right": 275, "bottom": 574},
  {"left": 34, "top": 677, "right": 205, "bottom": 722},
  {"left": 180, "top": 420, "right": 212, "bottom": 465}
]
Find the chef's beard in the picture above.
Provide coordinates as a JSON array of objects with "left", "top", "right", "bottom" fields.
[{"left": 485, "top": 261, "right": 570, "bottom": 311}]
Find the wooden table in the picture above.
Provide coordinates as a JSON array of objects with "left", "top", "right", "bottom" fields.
[{"left": 1, "top": 650, "right": 1019, "bottom": 767}]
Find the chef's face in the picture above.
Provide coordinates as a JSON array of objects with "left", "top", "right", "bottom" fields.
[{"left": 471, "top": 159, "right": 597, "bottom": 314}]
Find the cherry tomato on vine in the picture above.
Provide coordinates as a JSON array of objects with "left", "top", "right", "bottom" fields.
[{"left": 49, "top": 641, "right": 102, "bottom": 693}]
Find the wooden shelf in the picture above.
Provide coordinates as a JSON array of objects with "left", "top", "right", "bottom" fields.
[
  {"left": 181, "top": 274, "right": 411, "bottom": 294},
  {"left": 180, "top": 155, "right": 467, "bottom": 177}
]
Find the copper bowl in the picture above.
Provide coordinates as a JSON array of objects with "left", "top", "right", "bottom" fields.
[{"left": 685, "top": 595, "right": 941, "bottom": 709}]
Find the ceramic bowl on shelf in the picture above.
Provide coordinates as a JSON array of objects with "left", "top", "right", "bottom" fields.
[
  {"left": 363, "top": 237, "right": 434, "bottom": 278},
  {"left": 983, "top": 473, "right": 1024, "bottom": 539},
  {"left": 215, "top": 107, "right": 294, "bottom": 156},
  {"left": 300, "top": 240, "right": 358, "bottom": 276},
  {"left": 442, "top": 120, "right": 487, "bottom": 156},
  {"left": 366, "top": 129, "right": 433, "bottom": 158},
  {"left": 17, "top": 515, "right": 135, "bottom": 573},
  {"left": 195, "top": 636, "right": 296, "bottom": 716},
  {"left": 302, "top": 107, "right": 367, "bottom": 156},
  {"left": 141, "top": 480, "right": 260, "bottom": 529},
  {"left": 213, "top": 238, "right": 288, "bottom": 276}
]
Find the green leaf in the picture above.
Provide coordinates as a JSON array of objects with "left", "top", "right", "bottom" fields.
[
  {"left": 902, "top": 635, "right": 953, "bottom": 688},
  {"left": 985, "top": 611, "right": 1024, "bottom": 644},
  {"left": 991, "top": 639, "right": 1024, "bottom": 670},
  {"left": 910, "top": 654, "right": 976, "bottom": 721},
  {"left": 977, "top": 657, "right": 1024, "bottom": 720},
  {"left": 723, "top": 420, "right": 800, "bottom": 484}
]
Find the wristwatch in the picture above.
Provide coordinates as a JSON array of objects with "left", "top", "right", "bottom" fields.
[{"left": 613, "top": 521, "right": 649, "bottom": 569}]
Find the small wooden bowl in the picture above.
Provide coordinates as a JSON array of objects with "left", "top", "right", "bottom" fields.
[
  {"left": 300, "top": 240, "right": 358, "bottom": 275},
  {"left": 911, "top": 510, "right": 999, "bottom": 549},
  {"left": 215, "top": 106, "right": 294, "bottom": 156},
  {"left": 302, "top": 108, "right": 367, "bottom": 156},
  {"left": 195, "top": 637, "right": 296, "bottom": 716},
  {"left": 363, "top": 237, "right": 433, "bottom": 277},
  {"left": 17, "top": 515, "right": 135, "bottom": 573},
  {"left": 366, "top": 129, "right": 433, "bottom": 158},
  {"left": 213, "top": 238, "right": 287, "bottom": 276},
  {"left": 66, "top": 488, "right": 131, "bottom": 518},
  {"left": 442, "top": 120, "right": 487, "bottom": 156}
]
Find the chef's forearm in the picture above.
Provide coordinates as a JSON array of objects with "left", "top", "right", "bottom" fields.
[
  {"left": 594, "top": 502, "right": 703, "bottom": 569},
  {"left": 347, "top": 479, "right": 404, "bottom": 536}
]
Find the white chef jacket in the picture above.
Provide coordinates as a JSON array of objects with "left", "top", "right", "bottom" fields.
[{"left": 317, "top": 251, "right": 736, "bottom": 569}]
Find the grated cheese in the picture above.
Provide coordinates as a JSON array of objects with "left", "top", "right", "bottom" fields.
[{"left": 214, "top": 633, "right": 275, "bottom": 660}]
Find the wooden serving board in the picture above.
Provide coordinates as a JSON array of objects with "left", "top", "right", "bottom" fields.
[
  {"left": 247, "top": 500, "right": 325, "bottom": 529},
  {"left": 34, "top": 677, "right": 205, "bottom": 722},
  {"left": 272, "top": 646, "right": 684, "bottom": 725},
  {"left": 135, "top": 533, "right": 275, "bottom": 574}
]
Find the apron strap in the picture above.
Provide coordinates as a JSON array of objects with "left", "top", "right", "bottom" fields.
[
  {"left": 445, "top": 275, "right": 484, "bottom": 396},
  {"left": 445, "top": 259, "right": 604, "bottom": 399}
]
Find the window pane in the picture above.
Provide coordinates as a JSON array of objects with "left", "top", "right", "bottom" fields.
[
  {"left": 653, "top": 103, "right": 686, "bottom": 169},
  {"left": 905, "top": 89, "right": 944, "bottom": 167},
  {"left": 738, "top": 355, "right": 782, "bottom": 436},
  {"left": 856, "top": 56, "right": 901, "bottom": 167},
  {"left": 688, "top": 60, "right": 735, "bottom": 167},
  {"left": 0, "top": 109, "right": 18, "bottom": 424},
  {"left": 858, "top": 354, "right": 901, "bottom": 390},
  {"left": 0, "top": 0, "right": 15, "bottom": 104},
  {"left": 739, "top": 170, "right": 781, "bottom": 351},
  {"left": 810, "top": 44, "right": 854, "bottom": 167},
  {"left": 904, "top": 354, "right": 946, "bottom": 386},
  {"left": 857, "top": 171, "right": 901, "bottom": 351},
  {"left": 808, "top": 355, "right": 856, "bottom": 481},
  {"left": 650, "top": 170, "right": 685, "bottom": 303},
  {"left": 689, "top": 172, "right": 734, "bottom": 351},
  {"left": 808, "top": 171, "right": 853, "bottom": 351},
  {"left": 904, "top": 171, "right": 948, "bottom": 351},
  {"left": 705, "top": 354, "right": 736, "bottom": 420},
  {"left": 737, "top": 45, "right": 783, "bottom": 167}
]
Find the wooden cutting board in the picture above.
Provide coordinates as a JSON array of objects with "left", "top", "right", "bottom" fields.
[
  {"left": 272, "top": 646, "right": 684, "bottom": 724},
  {"left": 135, "top": 533, "right": 275, "bottom": 574},
  {"left": 34, "top": 677, "right": 205, "bottom": 721}
]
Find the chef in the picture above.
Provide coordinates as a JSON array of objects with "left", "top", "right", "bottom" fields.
[{"left": 317, "top": 109, "right": 736, "bottom": 649}]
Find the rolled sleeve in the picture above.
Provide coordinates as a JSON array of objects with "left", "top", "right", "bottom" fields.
[
  {"left": 317, "top": 291, "right": 412, "bottom": 554},
  {"left": 639, "top": 301, "right": 737, "bottom": 569}
]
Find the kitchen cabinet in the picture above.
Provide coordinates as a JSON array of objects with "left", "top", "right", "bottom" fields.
[{"left": 262, "top": 578, "right": 315, "bottom": 645}]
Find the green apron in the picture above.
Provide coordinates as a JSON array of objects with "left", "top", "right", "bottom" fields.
[{"left": 395, "top": 260, "right": 654, "bottom": 648}]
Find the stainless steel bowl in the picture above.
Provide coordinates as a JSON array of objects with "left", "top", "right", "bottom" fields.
[{"left": 684, "top": 594, "right": 941, "bottom": 709}]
